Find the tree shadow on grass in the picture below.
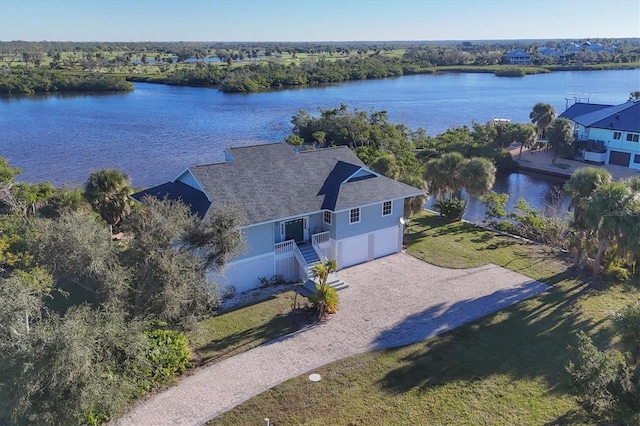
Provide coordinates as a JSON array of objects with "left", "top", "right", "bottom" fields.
[
  {"left": 372, "top": 280, "right": 551, "bottom": 352},
  {"left": 195, "top": 310, "right": 313, "bottom": 366},
  {"left": 470, "top": 233, "right": 495, "bottom": 244},
  {"left": 375, "top": 276, "right": 609, "bottom": 400}
]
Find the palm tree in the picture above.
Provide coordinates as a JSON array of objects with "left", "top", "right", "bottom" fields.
[
  {"left": 84, "top": 169, "right": 134, "bottom": 234},
  {"left": 529, "top": 102, "right": 556, "bottom": 140},
  {"left": 584, "top": 181, "right": 633, "bottom": 277},
  {"left": 461, "top": 157, "right": 496, "bottom": 212},
  {"left": 563, "top": 167, "right": 612, "bottom": 266},
  {"left": 423, "top": 157, "right": 448, "bottom": 202},
  {"left": 310, "top": 260, "right": 338, "bottom": 319},
  {"left": 514, "top": 123, "right": 537, "bottom": 159},
  {"left": 616, "top": 177, "right": 640, "bottom": 274},
  {"left": 546, "top": 118, "right": 574, "bottom": 166},
  {"left": 439, "top": 152, "right": 466, "bottom": 199},
  {"left": 564, "top": 167, "right": 613, "bottom": 223},
  {"left": 424, "top": 152, "right": 467, "bottom": 200}
]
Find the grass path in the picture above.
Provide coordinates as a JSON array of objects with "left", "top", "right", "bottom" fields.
[{"left": 213, "top": 213, "right": 639, "bottom": 425}]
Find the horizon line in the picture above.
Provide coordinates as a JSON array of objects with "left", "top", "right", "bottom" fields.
[{"left": 2, "top": 37, "right": 639, "bottom": 44}]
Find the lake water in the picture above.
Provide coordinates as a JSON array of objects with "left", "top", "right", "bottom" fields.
[{"left": 1, "top": 69, "right": 638, "bottom": 219}]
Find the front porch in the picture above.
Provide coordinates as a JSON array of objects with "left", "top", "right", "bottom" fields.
[{"left": 274, "top": 231, "right": 348, "bottom": 296}]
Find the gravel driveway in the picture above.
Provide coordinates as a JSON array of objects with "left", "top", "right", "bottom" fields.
[{"left": 117, "top": 253, "right": 549, "bottom": 426}]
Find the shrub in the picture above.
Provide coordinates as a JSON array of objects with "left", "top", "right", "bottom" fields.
[
  {"left": 324, "top": 286, "right": 339, "bottom": 314},
  {"left": 567, "top": 330, "right": 640, "bottom": 422},
  {"left": 258, "top": 275, "right": 285, "bottom": 287},
  {"left": 479, "top": 190, "right": 508, "bottom": 223},
  {"left": 433, "top": 198, "right": 464, "bottom": 220},
  {"left": 309, "top": 284, "right": 339, "bottom": 319},
  {"left": 143, "top": 329, "right": 191, "bottom": 385},
  {"left": 493, "top": 149, "right": 518, "bottom": 171},
  {"left": 494, "top": 67, "right": 526, "bottom": 77},
  {"left": 603, "top": 263, "right": 631, "bottom": 283},
  {"left": 567, "top": 331, "right": 625, "bottom": 418},
  {"left": 495, "top": 221, "right": 517, "bottom": 233}
]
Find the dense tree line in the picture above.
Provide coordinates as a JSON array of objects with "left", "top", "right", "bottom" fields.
[
  {"left": 2, "top": 39, "right": 638, "bottom": 93},
  {"left": 286, "top": 105, "right": 424, "bottom": 189},
  {"left": 284, "top": 105, "right": 524, "bottom": 216},
  {"left": 0, "top": 162, "right": 245, "bottom": 424},
  {"left": 0, "top": 67, "right": 132, "bottom": 94},
  {"left": 155, "top": 56, "right": 409, "bottom": 92}
]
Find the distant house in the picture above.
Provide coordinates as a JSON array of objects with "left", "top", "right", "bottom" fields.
[
  {"left": 133, "top": 142, "right": 423, "bottom": 293},
  {"left": 559, "top": 99, "right": 640, "bottom": 169},
  {"left": 538, "top": 47, "right": 566, "bottom": 62},
  {"left": 503, "top": 49, "right": 531, "bottom": 65}
]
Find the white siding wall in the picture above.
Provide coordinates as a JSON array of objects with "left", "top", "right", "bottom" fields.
[
  {"left": 209, "top": 252, "right": 275, "bottom": 293},
  {"left": 337, "top": 225, "right": 401, "bottom": 269},
  {"left": 275, "top": 254, "right": 300, "bottom": 282}
]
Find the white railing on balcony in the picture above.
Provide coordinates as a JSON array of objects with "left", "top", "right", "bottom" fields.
[
  {"left": 274, "top": 239, "right": 295, "bottom": 256},
  {"left": 312, "top": 231, "right": 330, "bottom": 245}
]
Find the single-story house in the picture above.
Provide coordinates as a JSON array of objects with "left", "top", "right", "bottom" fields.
[
  {"left": 133, "top": 142, "right": 424, "bottom": 292},
  {"left": 559, "top": 99, "right": 640, "bottom": 170}
]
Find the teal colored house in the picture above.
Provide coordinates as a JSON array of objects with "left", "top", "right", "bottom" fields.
[
  {"left": 134, "top": 142, "right": 423, "bottom": 292},
  {"left": 559, "top": 99, "right": 640, "bottom": 170}
]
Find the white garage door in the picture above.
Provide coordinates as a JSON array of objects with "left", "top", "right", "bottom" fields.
[
  {"left": 374, "top": 226, "right": 400, "bottom": 258},
  {"left": 340, "top": 235, "right": 368, "bottom": 268}
]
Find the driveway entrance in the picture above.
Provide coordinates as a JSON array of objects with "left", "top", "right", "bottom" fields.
[{"left": 118, "top": 253, "right": 549, "bottom": 426}]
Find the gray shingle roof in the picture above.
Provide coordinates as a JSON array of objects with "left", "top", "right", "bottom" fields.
[
  {"left": 560, "top": 100, "right": 640, "bottom": 133},
  {"left": 143, "top": 142, "right": 423, "bottom": 225},
  {"left": 132, "top": 181, "right": 211, "bottom": 219}
]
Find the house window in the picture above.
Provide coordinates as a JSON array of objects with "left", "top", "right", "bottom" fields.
[
  {"left": 613, "top": 131, "right": 622, "bottom": 140},
  {"left": 323, "top": 211, "right": 332, "bottom": 225},
  {"left": 635, "top": 154, "right": 640, "bottom": 164},
  {"left": 626, "top": 133, "right": 639, "bottom": 142},
  {"left": 349, "top": 208, "right": 360, "bottom": 224},
  {"left": 382, "top": 200, "right": 392, "bottom": 216}
]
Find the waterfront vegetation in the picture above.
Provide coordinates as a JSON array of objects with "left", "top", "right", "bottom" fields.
[
  {"left": 214, "top": 213, "right": 640, "bottom": 425},
  {"left": 0, "top": 67, "right": 132, "bottom": 94},
  {"left": 1, "top": 93, "right": 639, "bottom": 423},
  {"left": 0, "top": 161, "right": 248, "bottom": 424},
  {"left": 1, "top": 39, "right": 639, "bottom": 93}
]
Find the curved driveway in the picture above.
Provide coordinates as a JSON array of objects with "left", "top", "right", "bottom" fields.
[{"left": 117, "top": 253, "right": 549, "bottom": 426}]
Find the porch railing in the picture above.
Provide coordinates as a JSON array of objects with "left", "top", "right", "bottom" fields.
[
  {"left": 274, "top": 239, "right": 295, "bottom": 256},
  {"left": 312, "top": 231, "right": 330, "bottom": 263},
  {"left": 312, "top": 231, "right": 330, "bottom": 245}
]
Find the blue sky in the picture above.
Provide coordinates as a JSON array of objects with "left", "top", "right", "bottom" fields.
[{"left": 1, "top": 0, "right": 639, "bottom": 42}]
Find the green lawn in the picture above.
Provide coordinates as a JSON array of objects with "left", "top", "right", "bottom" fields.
[
  {"left": 189, "top": 290, "right": 311, "bottom": 366},
  {"left": 213, "top": 213, "right": 639, "bottom": 425}
]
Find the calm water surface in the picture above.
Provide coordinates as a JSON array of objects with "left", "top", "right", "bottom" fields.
[
  {"left": 2, "top": 69, "right": 637, "bottom": 187},
  {"left": 1, "top": 69, "right": 637, "bottom": 219}
]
